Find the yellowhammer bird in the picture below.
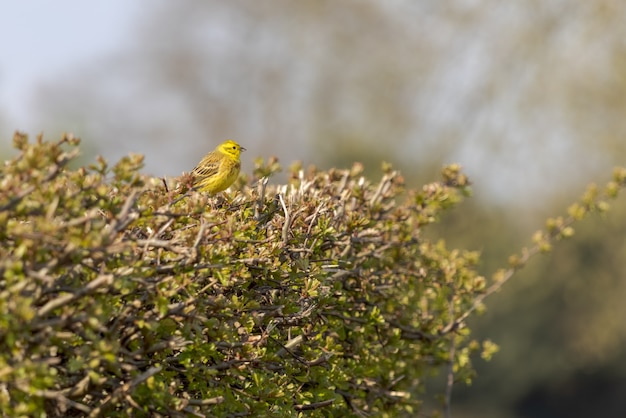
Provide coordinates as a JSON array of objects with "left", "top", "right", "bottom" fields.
[{"left": 191, "top": 140, "right": 246, "bottom": 194}]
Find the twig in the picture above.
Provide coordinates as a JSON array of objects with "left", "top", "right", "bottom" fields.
[
  {"left": 254, "top": 176, "right": 270, "bottom": 221},
  {"left": 335, "top": 389, "right": 369, "bottom": 418},
  {"left": 275, "top": 335, "right": 304, "bottom": 358},
  {"left": 370, "top": 172, "right": 396, "bottom": 206},
  {"left": 440, "top": 246, "right": 539, "bottom": 335},
  {"left": 303, "top": 202, "right": 325, "bottom": 248},
  {"left": 88, "top": 366, "right": 162, "bottom": 418},
  {"left": 36, "top": 274, "right": 114, "bottom": 317},
  {"left": 192, "top": 217, "right": 208, "bottom": 249},
  {"left": 187, "top": 396, "right": 225, "bottom": 406},
  {"left": 107, "top": 189, "right": 140, "bottom": 237},
  {"left": 444, "top": 288, "right": 457, "bottom": 418},
  {"left": 15, "top": 382, "right": 91, "bottom": 414},
  {"left": 278, "top": 192, "right": 290, "bottom": 244},
  {"left": 294, "top": 398, "right": 335, "bottom": 411}
]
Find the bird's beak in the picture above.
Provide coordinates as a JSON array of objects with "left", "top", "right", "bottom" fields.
[{"left": 241, "top": 146, "right": 247, "bottom": 152}]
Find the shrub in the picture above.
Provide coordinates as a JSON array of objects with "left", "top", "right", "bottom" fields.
[{"left": 0, "top": 133, "right": 623, "bottom": 417}]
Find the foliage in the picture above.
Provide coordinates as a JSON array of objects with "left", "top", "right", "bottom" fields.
[{"left": 1, "top": 133, "right": 624, "bottom": 417}]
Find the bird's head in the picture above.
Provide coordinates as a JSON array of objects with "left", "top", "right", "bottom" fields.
[{"left": 218, "top": 140, "right": 246, "bottom": 158}]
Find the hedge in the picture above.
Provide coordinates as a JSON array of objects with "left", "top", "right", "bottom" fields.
[{"left": 1, "top": 133, "right": 623, "bottom": 417}]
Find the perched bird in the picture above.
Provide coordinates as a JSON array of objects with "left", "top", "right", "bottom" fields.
[{"left": 191, "top": 140, "right": 246, "bottom": 194}]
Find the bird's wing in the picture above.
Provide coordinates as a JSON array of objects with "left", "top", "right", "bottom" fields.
[{"left": 192, "top": 153, "right": 220, "bottom": 180}]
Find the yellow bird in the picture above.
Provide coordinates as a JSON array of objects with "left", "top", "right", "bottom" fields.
[{"left": 191, "top": 140, "right": 246, "bottom": 194}]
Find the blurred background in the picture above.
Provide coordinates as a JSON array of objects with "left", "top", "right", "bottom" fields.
[{"left": 2, "top": 1, "right": 626, "bottom": 416}]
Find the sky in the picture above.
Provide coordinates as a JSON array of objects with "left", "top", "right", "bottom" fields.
[{"left": 0, "top": 1, "right": 141, "bottom": 134}]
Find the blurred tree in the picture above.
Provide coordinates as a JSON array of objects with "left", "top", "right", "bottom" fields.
[
  {"left": 36, "top": 0, "right": 434, "bottom": 180},
  {"left": 437, "top": 192, "right": 626, "bottom": 417},
  {"left": 33, "top": 1, "right": 626, "bottom": 205}
]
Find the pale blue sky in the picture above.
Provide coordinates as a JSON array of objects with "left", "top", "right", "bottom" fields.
[{"left": 0, "top": 1, "right": 141, "bottom": 131}]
